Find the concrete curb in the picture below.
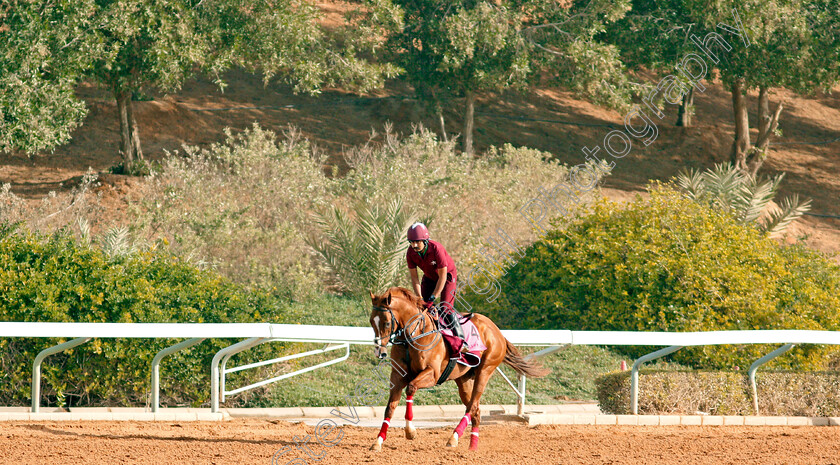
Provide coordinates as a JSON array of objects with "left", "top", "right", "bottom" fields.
[
  {"left": 3, "top": 404, "right": 838, "bottom": 426},
  {"left": 524, "top": 413, "right": 840, "bottom": 427},
  {"left": 0, "top": 409, "right": 229, "bottom": 422},
  {"left": 0, "top": 404, "right": 594, "bottom": 422}
]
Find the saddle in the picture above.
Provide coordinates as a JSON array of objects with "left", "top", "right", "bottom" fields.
[
  {"left": 425, "top": 307, "right": 484, "bottom": 370},
  {"left": 426, "top": 305, "right": 474, "bottom": 324}
]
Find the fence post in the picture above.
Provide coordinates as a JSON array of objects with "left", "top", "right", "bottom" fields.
[
  {"left": 748, "top": 344, "right": 795, "bottom": 415},
  {"left": 151, "top": 338, "right": 205, "bottom": 412},
  {"left": 517, "top": 374, "right": 527, "bottom": 415},
  {"left": 32, "top": 337, "right": 90, "bottom": 413},
  {"left": 631, "top": 345, "right": 682, "bottom": 415}
]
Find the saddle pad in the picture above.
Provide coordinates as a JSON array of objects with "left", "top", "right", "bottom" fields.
[{"left": 441, "top": 317, "right": 486, "bottom": 367}]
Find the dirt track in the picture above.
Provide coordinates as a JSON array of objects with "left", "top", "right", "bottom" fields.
[{"left": 1, "top": 419, "right": 838, "bottom": 464}]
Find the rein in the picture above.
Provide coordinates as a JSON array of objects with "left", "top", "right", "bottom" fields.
[
  {"left": 372, "top": 304, "right": 438, "bottom": 347},
  {"left": 373, "top": 300, "right": 453, "bottom": 386}
]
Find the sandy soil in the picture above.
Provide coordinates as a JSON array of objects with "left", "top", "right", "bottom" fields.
[{"left": 0, "top": 420, "right": 839, "bottom": 465}]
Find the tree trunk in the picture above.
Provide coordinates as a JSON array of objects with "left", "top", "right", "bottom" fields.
[
  {"left": 749, "top": 86, "right": 784, "bottom": 176},
  {"left": 438, "top": 110, "right": 448, "bottom": 143},
  {"left": 431, "top": 89, "right": 448, "bottom": 143},
  {"left": 757, "top": 87, "right": 771, "bottom": 137},
  {"left": 676, "top": 87, "right": 695, "bottom": 127},
  {"left": 463, "top": 89, "right": 475, "bottom": 155},
  {"left": 115, "top": 87, "right": 143, "bottom": 171},
  {"left": 730, "top": 78, "right": 751, "bottom": 172}
]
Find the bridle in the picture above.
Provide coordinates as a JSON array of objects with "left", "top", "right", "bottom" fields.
[
  {"left": 372, "top": 305, "right": 406, "bottom": 346},
  {"left": 372, "top": 303, "right": 441, "bottom": 349}
]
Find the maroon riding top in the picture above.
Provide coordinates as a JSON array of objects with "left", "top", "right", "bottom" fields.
[{"left": 406, "top": 239, "right": 457, "bottom": 282}]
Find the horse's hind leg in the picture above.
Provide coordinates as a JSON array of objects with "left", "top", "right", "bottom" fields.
[
  {"left": 467, "top": 368, "right": 494, "bottom": 450},
  {"left": 446, "top": 375, "right": 475, "bottom": 448},
  {"left": 455, "top": 376, "right": 474, "bottom": 406},
  {"left": 448, "top": 368, "right": 490, "bottom": 450}
]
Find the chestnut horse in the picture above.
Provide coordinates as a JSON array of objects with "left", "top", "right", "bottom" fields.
[{"left": 368, "top": 287, "right": 548, "bottom": 451}]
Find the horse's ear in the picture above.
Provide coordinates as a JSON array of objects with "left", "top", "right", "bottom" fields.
[
  {"left": 369, "top": 291, "right": 375, "bottom": 302},
  {"left": 384, "top": 291, "right": 392, "bottom": 306}
]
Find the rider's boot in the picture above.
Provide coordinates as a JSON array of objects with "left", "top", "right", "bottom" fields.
[{"left": 442, "top": 307, "right": 469, "bottom": 358}]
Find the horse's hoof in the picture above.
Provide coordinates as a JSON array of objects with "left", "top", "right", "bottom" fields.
[
  {"left": 446, "top": 434, "right": 459, "bottom": 447},
  {"left": 405, "top": 427, "right": 417, "bottom": 440},
  {"left": 370, "top": 442, "right": 382, "bottom": 452}
]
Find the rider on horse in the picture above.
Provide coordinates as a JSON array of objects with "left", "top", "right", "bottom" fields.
[{"left": 406, "top": 222, "right": 469, "bottom": 357}]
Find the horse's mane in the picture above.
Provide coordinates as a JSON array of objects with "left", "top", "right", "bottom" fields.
[{"left": 388, "top": 286, "right": 424, "bottom": 309}]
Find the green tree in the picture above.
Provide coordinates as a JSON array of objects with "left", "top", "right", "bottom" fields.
[
  {"left": 602, "top": 0, "right": 701, "bottom": 126},
  {"left": 380, "top": 0, "right": 633, "bottom": 155},
  {"left": 684, "top": 0, "right": 840, "bottom": 175},
  {"left": 604, "top": 0, "right": 840, "bottom": 170},
  {"left": 1, "top": 1, "right": 398, "bottom": 172},
  {"left": 0, "top": 0, "right": 102, "bottom": 153}
]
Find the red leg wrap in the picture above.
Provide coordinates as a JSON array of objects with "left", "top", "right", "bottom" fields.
[
  {"left": 469, "top": 427, "right": 479, "bottom": 450},
  {"left": 378, "top": 418, "right": 391, "bottom": 440},
  {"left": 454, "top": 414, "right": 471, "bottom": 438},
  {"left": 406, "top": 396, "right": 414, "bottom": 421}
]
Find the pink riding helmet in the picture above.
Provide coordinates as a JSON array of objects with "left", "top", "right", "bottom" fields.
[{"left": 407, "top": 222, "right": 430, "bottom": 241}]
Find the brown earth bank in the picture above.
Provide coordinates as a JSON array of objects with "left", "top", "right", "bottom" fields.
[
  {"left": 1, "top": 67, "right": 840, "bottom": 257},
  {"left": 0, "top": 420, "right": 839, "bottom": 464}
]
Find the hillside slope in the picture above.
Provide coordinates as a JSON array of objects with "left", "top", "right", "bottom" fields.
[{"left": 2, "top": 69, "right": 839, "bottom": 258}]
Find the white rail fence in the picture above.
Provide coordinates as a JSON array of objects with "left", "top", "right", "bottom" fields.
[{"left": 1, "top": 322, "right": 838, "bottom": 415}]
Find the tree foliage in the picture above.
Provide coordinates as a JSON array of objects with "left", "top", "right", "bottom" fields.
[
  {"left": 0, "top": 0, "right": 103, "bottom": 153},
  {"left": 601, "top": 0, "right": 701, "bottom": 126},
  {"left": 688, "top": 0, "right": 835, "bottom": 174},
  {"left": 1, "top": 0, "right": 399, "bottom": 171},
  {"left": 379, "top": 0, "right": 633, "bottom": 154},
  {"left": 602, "top": 0, "right": 840, "bottom": 169}
]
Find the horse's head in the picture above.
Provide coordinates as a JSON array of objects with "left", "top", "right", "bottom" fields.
[
  {"left": 370, "top": 288, "right": 428, "bottom": 359},
  {"left": 369, "top": 290, "right": 398, "bottom": 360}
]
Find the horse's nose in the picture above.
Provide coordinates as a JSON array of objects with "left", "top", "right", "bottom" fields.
[{"left": 377, "top": 351, "right": 387, "bottom": 360}]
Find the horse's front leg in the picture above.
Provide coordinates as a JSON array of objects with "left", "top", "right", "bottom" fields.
[
  {"left": 404, "top": 387, "right": 417, "bottom": 440},
  {"left": 371, "top": 369, "right": 408, "bottom": 451},
  {"left": 400, "top": 366, "right": 437, "bottom": 439},
  {"left": 405, "top": 366, "right": 438, "bottom": 399}
]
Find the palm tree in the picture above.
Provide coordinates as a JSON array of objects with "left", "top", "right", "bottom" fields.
[
  {"left": 675, "top": 163, "right": 811, "bottom": 237},
  {"left": 308, "top": 197, "right": 423, "bottom": 296}
]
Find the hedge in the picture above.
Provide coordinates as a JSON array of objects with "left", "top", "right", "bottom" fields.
[
  {"left": 597, "top": 370, "right": 840, "bottom": 416},
  {"left": 463, "top": 187, "right": 840, "bottom": 370},
  {"left": 0, "top": 223, "right": 294, "bottom": 407}
]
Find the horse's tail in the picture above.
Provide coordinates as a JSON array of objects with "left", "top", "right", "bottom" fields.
[{"left": 503, "top": 338, "right": 550, "bottom": 378}]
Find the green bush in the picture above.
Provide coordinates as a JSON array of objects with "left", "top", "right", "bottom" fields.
[
  {"left": 596, "top": 370, "right": 840, "bottom": 416},
  {"left": 131, "top": 124, "right": 329, "bottom": 301},
  {"left": 464, "top": 186, "right": 840, "bottom": 370},
  {"left": 132, "top": 123, "right": 599, "bottom": 298},
  {"left": 0, "top": 223, "right": 293, "bottom": 407},
  {"left": 336, "top": 125, "right": 597, "bottom": 274}
]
